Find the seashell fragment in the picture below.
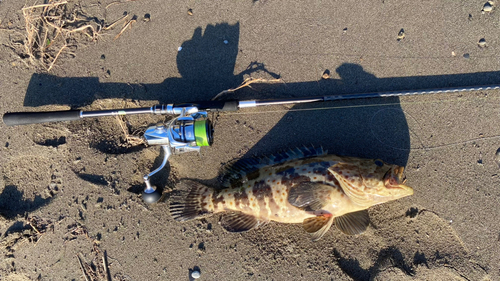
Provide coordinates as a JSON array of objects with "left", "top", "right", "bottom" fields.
[
  {"left": 482, "top": 1, "right": 494, "bottom": 13},
  {"left": 478, "top": 38, "right": 487, "bottom": 48},
  {"left": 191, "top": 270, "right": 201, "bottom": 279},
  {"left": 397, "top": 28, "right": 405, "bottom": 41}
]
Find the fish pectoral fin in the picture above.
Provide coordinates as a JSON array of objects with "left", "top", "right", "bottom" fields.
[
  {"left": 288, "top": 182, "right": 334, "bottom": 211},
  {"left": 335, "top": 210, "right": 370, "bottom": 235},
  {"left": 221, "top": 212, "right": 262, "bottom": 232},
  {"left": 303, "top": 214, "right": 335, "bottom": 241}
]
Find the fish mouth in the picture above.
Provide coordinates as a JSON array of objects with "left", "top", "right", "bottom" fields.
[{"left": 384, "top": 166, "right": 413, "bottom": 196}]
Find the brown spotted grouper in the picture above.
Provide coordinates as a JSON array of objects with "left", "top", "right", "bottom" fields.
[{"left": 170, "top": 147, "right": 413, "bottom": 240}]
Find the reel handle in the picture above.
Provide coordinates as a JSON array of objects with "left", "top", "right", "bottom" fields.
[{"left": 3, "top": 110, "right": 81, "bottom": 126}]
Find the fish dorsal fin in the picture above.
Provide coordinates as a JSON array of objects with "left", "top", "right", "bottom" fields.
[
  {"left": 303, "top": 215, "right": 335, "bottom": 241},
  {"left": 219, "top": 146, "right": 327, "bottom": 188},
  {"left": 335, "top": 210, "right": 370, "bottom": 235},
  {"left": 329, "top": 162, "right": 372, "bottom": 206},
  {"left": 221, "top": 212, "right": 264, "bottom": 232},
  {"left": 288, "top": 182, "right": 334, "bottom": 211}
]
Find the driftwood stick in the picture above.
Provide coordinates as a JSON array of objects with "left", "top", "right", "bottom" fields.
[
  {"left": 76, "top": 254, "right": 91, "bottom": 281},
  {"left": 103, "top": 250, "right": 112, "bottom": 281}
]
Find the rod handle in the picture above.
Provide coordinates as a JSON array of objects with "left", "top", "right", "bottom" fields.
[{"left": 3, "top": 110, "right": 81, "bottom": 126}]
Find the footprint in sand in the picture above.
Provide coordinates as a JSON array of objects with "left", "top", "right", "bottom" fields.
[
  {"left": 341, "top": 204, "right": 490, "bottom": 280},
  {"left": 240, "top": 202, "right": 489, "bottom": 281}
]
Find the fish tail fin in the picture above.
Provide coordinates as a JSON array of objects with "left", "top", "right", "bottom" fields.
[{"left": 169, "top": 180, "right": 215, "bottom": 221}]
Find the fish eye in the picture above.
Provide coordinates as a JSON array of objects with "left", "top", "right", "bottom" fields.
[{"left": 374, "top": 159, "right": 384, "bottom": 167}]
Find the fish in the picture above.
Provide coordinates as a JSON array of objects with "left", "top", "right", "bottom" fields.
[{"left": 169, "top": 147, "right": 413, "bottom": 241}]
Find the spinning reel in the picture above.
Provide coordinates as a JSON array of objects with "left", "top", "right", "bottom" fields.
[
  {"left": 142, "top": 106, "right": 213, "bottom": 203},
  {"left": 3, "top": 101, "right": 232, "bottom": 203}
]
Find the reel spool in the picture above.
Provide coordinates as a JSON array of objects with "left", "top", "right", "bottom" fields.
[{"left": 141, "top": 110, "right": 213, "bottom": 203}]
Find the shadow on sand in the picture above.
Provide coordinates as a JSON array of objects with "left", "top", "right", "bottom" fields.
[
  {"left": 20, "top": 22, "right": 500, "bottom": 167},
  {"left": 11, "top": 21, "right": 500, "bottom": 221},
  {"left": 0, "top": 185, "right": 53, "bottom": 219}
]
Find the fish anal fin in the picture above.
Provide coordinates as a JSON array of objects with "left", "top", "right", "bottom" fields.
[
  {"left": 303, "top": 215, "right": 334, "bottom": 241},
  {"left": 335, "top": 210, "right": 370, "bottom": 235},
  {"left": 221, "top": 212, "right": 262, "bottom": 232},
  {"left": 288, "top": 182, "right": 334, "bottom": 211}
]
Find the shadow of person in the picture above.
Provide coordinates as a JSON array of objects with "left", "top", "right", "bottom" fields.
[
  {"left": 335, "top": 63, "right": 380, "bottom": 92},
  {"left": 177, "top": 24, "right": 241, "bottom": 83},
  {"left": 23, "top": 22, "right": 243, "bottom": 107},
  {"left": 149, "top": 22, "right": 244, "bottom": 103}
]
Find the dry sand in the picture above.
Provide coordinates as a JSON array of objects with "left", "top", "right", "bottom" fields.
[{"left": 0, "top": 0, "right": 499, "bottom": 280}]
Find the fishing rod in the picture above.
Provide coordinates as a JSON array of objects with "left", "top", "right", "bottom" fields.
[{"left": 3, "top": 84, "right": 500, "bottom": 203}]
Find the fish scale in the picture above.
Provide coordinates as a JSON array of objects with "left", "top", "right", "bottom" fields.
[
  {"left": 170, "top": 148, "right": 413, "bottom": 240},
  {"left": 206, "top": 157, "right": 348, "bottom": 222}
]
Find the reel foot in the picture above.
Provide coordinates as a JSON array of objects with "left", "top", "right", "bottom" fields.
[{"left": 142, "top": 188, "right": 162, "bottom": 203}]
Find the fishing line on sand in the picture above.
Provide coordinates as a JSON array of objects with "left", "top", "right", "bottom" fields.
[
  {"left": 227, "top": 95, "right": 500, "bottom": 152},
  {"left": 369, "top": 108, "right": 500, "bottom": 152}
]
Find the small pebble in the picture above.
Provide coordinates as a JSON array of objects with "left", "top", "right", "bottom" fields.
[
  {"left": 451, "top": 51, "right": 456, "bottom": 57},
  {"left": 342, "top": 27, "right": 347, "bottom": 34},
  {"left": 478, "top": 38, "right": 487, "bottom": 48},
  {"left": 397, "top": 28, "right": 405, "bottom": 41},
  {"left": 178, "top": 47, "right": 183, "bottom": 51},
  {"left": 188, "top": 9, "right": 193, "bottom": 16},
  {"left": 223, "top": 40, "right": 229, "bottom": 44},
  {"left": 100, "top": 54, "right": 105, "bottom": 60},
  {"left": 191, "top": 270, "right": 201, "bottom": 279},
  {"left": 482, "top": 1, "right": 493, "bottom": 12},
  {"left": 144, "top": 13, "right": 151, "bottom": 22},
  {"left": 321, "top": 69, "right": 331, "bottom": 79},
  {"left": 494, "top": 147, "right": 500, "bottom": 168},
  {"left": 463, "top": 53, "right": 470, "bottom": 59}
]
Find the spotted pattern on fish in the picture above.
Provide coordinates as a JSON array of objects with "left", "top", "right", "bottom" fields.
[
  {"left": 171, "top": 147, "right": 414, "bottom": 240},
  {"left": 200, "top": 156, "right": 348, "bottom": 223}
]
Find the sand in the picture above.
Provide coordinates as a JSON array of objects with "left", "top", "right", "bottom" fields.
[{"left": 0, "top": 0, "right": 499, "bottom": 280}]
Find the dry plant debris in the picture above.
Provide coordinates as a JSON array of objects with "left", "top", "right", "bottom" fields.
[
  {"left": 115, "top": 115, "right": 146, "bottom": 146},
  {"left": 26, "top": 216, "right": 54, "bottom": 241},
  {"left": 21, "top": 0, "right": 101, "bottom": 71},
  {"left": 77, "top": 250, "right": 112, "bottom": 281},
  {"left": 76, "top": 238, "right": 114, "bottom": 281},
  {"left": 211, "top": 77, "right": 284, "bottom": 101},
  {"left": 0, "top": 216, "right": 54, "bottom": 258},
  {"left": 114, "top": 15, "right": 137, "bottom": 40},
  {"left": 66, "top": 222, "right": 113, "bottom": 280},
  {"left": 63, "top": 222, "right": 91, "bottom": 242},
  {"left": 18, "top": 0, "right": 137, "bottom": 71}
]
